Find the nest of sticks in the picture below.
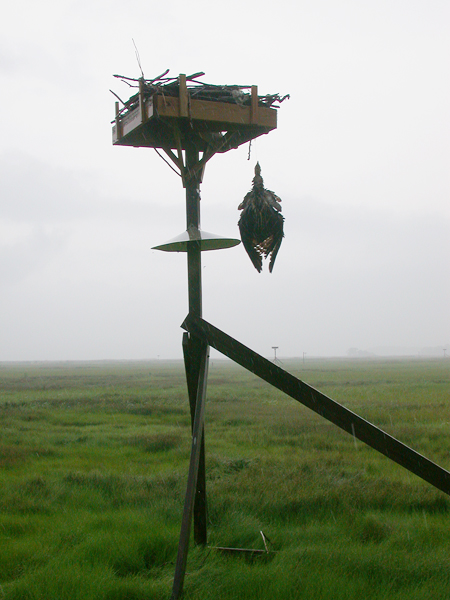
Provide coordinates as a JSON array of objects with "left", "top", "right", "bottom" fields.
[{"left": 111, "top": 69, "right": 289, "bottom": 121}]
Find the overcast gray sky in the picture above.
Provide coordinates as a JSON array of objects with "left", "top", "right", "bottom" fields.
[{"left": 0, "top": 0, "right": 449, "bottom": 361}]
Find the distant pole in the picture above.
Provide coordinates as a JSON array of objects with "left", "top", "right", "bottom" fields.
[
  {"left": 444, "top": 348, "right": 447, "bottom": 359},
  {"left": 272, "top": 346, "right": 278, "bottom": 362},
  {"left": 303, "top": 352, "right": 306, "bottom": 365}
]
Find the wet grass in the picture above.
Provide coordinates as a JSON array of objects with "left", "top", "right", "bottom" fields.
[{"left": 0, "top": 357, "right": 449, "bottom": 598}]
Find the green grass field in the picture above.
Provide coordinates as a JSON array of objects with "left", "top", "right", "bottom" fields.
[{"left": 0, "top": 357, "right": 449, "bottom": 599}]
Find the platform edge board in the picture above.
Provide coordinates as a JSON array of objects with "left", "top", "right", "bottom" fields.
[{"left": 113, "top": 94, "right": 277, "bottom": 148}]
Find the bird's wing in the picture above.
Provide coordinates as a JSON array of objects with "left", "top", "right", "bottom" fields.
[
  {"left": 238, "top": 217, "right": 263, "bottom": 272},
  {"left": 264, "top": 190, "right": 282, "bottom": 211},
  {"left": 268, "top": 214, "right": 284, "bottom": 273},
  {"left": 238, "top": 191, "right": 252, "bottom": 211}
]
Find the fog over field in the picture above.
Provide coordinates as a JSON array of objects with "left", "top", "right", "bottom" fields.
[{"left": 0, "top": 0, "right": 449, "bottom": 361}]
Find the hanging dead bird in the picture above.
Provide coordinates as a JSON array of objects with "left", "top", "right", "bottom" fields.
[{"left": 238, "top": 163, "right": 284, "bottom": 273}]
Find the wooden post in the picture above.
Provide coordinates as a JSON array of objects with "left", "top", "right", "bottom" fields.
[
  {"left": 115, "top": 102, "right": 121, "bottom": 140},
  {"left": 179, "top": 73, "right": 189, "bottom": 118},
  {"left": 172, "top": 343, "right": 210, "bottom": 600},
  {"left": 250, "top": 85, "right": 258, "bottom": 124},
  {"left": 138, "top": 79, "right": 146, "bottom": 124},
  {"left": 183, "top": 143, "right": 208, "bottom": 545},
  {"left": 171, "top": 137, "right": 209, "bottom": 600},
  {"left": 182, "top": 333, "right": 207, "bottom": 544}
]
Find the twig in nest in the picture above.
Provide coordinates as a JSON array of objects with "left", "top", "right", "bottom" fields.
[
  {"left": 109, "top": 90, "right": 126, "bottom": 105},
  {"left": 186, "top": 71, "right": 205, "bottom": 81},
  {"left": 113, "top": 74, "right": 140, "bottom": 82},
  {"left": 148, "top": 68, "right": 170, "bottom": 84}
]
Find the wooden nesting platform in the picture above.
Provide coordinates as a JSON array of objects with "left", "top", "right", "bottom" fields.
[{"left": 112, "top": 74, "right": 278, "bottom": 153}]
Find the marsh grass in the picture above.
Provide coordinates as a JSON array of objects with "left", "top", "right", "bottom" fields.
[{"left": 0, "top": 357, "right": 449, "bottom": 599}]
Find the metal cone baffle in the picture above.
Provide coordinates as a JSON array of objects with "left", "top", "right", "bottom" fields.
[{"left": 152, "top": 225, "right": 241, "bottom": 252}]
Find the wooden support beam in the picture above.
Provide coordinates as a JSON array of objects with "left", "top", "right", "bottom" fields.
[
  {"left": 114, "top": 101, "right": 122, "bottom": 140},
  {"left": 182, "top": 333, "right": 207, "bottom": 545},
  {"left": 171, "top": 343, "right": 209, "bottom": 600},
  {"left": 172, "top": 143, "right": 218, "bottom": 183},
  {"left": 138, "top": 79, "right": 146, "bottom": 124},
  {"left": 179, "top": 73, "right": 189, "bottom": 118},
  {"left": 250, "top": 85, "right": 258, "bottom": 124},
  {"left": 161, "top": 145, "right": 184, "bottom": 172},
  {"left": 183, "top": 146, "right": 208, "bottom": 544},
  {"left": 172, "top": 127, "right": 186, "bottom": 186},
  {"left": 185, "top": 130, "right": 242, "bottom": 181},
  {"left": 181, "top": 314, "right": 450, "bottom": 497}
]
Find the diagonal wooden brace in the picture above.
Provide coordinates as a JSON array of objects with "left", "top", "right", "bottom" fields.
[
  {"left": 172, "top": 342, "right": 210, "bottom": 600},
  {"left": 181, "top": 313, "right": 450, "bottom": 496},
  {"left": 182, "top": 332, "right": 207, "bottom": 545}
]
